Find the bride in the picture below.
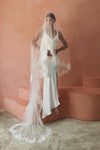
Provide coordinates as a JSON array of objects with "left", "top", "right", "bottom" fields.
[
  {"left": 32, "top": 12, "right": 69, "bottom": 118},
  {"left": 9, "top": 12, "right": 71, "bottom": 143}
]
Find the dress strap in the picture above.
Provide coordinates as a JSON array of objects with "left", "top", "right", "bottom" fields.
[{"left": 57, "top": 30, "right": 58, "bottom": 38}]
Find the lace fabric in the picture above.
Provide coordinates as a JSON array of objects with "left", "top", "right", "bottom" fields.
[{"left": 9, "top": 123, "right": 52, "bottom": 143}]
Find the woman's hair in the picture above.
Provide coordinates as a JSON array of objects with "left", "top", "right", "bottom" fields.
[{"left": 46, "top": 12, "right": 56, "bottom": 22}]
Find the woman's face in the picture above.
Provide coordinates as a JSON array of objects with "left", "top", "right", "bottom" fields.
[{"left": 46, "top": 16, "right": 55, "bottom": 27}]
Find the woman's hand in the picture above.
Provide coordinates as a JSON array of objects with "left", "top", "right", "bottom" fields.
[
  {"left": 47, "top": 49, "right": 59, "bottom": 56},
  {"left": 47, "top": 50, "right": 52, "bottom": 56}
]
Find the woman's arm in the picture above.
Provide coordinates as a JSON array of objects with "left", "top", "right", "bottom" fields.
[
  {"left": 31, "top": 28, "right": 43, "bottom": 50},
  {"left": 56, "top": 30, "right": 68, "bottom": 54}
]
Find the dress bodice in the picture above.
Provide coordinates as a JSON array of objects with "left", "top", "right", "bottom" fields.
[
  {"left": 40, "top": 30, "right": 59, "bottom": 56},
  {"left": 39, "top": 29, "right": 61, "bottom": 68}
]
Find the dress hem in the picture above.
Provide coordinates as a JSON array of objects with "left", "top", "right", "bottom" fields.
[{"left": 42, "top": 102, "right": 60, "bottom": 119}]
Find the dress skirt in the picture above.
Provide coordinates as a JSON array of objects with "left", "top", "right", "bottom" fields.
[{"left": 42, "top": 56, "right": 60, "bottom": 119}]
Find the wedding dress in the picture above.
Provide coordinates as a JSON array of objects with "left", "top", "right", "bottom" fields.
[{"left": 40, "top": 30, "right": 61, "bottom": 118}]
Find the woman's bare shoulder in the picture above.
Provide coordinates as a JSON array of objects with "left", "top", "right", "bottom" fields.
[
  {"left": 35, "top": 28, "right": 43, "bottom": 37},
  {"left": 37, "top": 28, "right": 43, "bottom": 37},
  {"left": 58, "top": 30, "right": 63, "bottom": 37},
  {"left": 58, "top": 29, "right": 68, "bottom": 46},
  {"left": 32, "top": 28, "right": 43, "bottom": 42}
]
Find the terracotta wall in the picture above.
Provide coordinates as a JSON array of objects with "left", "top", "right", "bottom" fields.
[{"left": 0, "top": 0, "right": 100, "bottom": 108}]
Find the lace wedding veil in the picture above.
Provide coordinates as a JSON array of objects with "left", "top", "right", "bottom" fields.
[{"left": 9, "top": 12, "right": 71, "bottom": 143}]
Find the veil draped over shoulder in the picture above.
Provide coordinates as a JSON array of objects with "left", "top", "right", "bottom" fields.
[{"left": 9, "top": 13, "right": 71, "bottom": 143}]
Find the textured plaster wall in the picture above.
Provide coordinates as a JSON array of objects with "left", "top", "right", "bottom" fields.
[{"left": 0, "top": 0, "right": 100, "bottom": 108}]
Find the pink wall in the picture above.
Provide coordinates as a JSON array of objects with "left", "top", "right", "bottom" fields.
[{"left": 0, "top": 0, "right": 100, "bottom": 108}]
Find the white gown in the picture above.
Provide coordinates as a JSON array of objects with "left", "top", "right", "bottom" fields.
[{"left": 39, "top": 30, "right": 61, "bottom": 119}]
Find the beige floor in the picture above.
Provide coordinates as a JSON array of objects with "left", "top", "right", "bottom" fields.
[{"left": 0, "top": 111, "right": 100, "bottom": 150}]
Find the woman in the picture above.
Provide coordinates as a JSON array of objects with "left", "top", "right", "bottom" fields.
[
  {"left": 9, "top": 12, "right": 71, "bottom": 143},
  {"left": 32, "top": 13, "right": 68, "bottom": 118}
]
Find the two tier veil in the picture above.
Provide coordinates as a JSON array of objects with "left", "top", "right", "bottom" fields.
[{"left": 9, "top": 13, "right": 71, "bottom": 143}]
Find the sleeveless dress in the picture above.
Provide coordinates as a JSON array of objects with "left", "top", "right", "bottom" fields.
[{"left": 39, "top": 30, "right": 61, "bottom": 119}]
